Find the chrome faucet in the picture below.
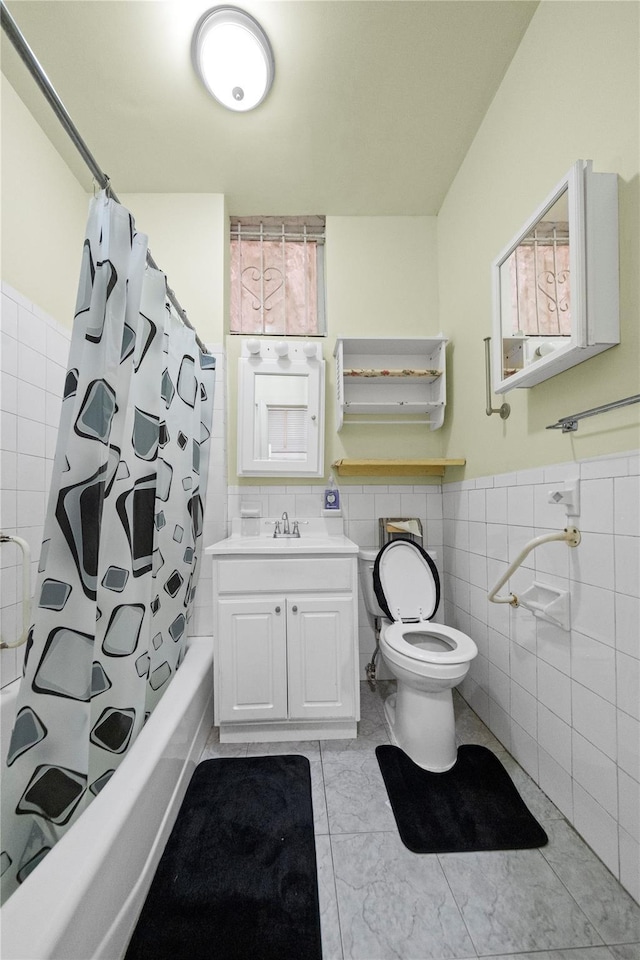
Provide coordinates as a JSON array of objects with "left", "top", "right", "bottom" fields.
[{"left": 266, "top": 511, "right": 306, "bottom": 538}]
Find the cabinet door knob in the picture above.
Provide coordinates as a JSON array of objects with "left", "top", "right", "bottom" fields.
[
  {"left": 291, "top": 604, "right": 298, "bottom": 613},
  {"left": 275, "top": 605, "right": 281, "bottom": 613}
]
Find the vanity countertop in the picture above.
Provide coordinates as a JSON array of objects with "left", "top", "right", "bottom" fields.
[{"left": 205, "top": 517, "right": 359, "bottom": 557}]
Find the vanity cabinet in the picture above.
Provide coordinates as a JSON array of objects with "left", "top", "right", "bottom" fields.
[
  {"left": 334, "top": 336, "right": 448, "bottom": 430},
  {"left": 217, "top": 596, "right": 354, "bottom": 723},
  {"left": 210, "top": 551, "right": 359, "bottom": 742}
]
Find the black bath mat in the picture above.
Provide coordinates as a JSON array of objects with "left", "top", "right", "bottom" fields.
[
  {"left": 376, "top": 743, "right": 548, "bottom": 854},
  {"left": 125, "top": 755, "right": 322, "bottom": 960}
]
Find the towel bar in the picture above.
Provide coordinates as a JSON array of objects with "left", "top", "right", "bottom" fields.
[
  {"left": 546, "top": 394, "right": 640, "bottom": 432},
  {"left": 483, "top": 338, "right": 510, "bottom": 420}
]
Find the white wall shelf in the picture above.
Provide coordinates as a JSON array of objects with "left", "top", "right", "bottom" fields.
[{"left": 334, "top": 336, "right": 448, "bottom": 430}]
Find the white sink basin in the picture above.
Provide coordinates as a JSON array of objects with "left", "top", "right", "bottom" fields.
[{"left": 205, "top": 517, "right": 359, "bottom": 556}]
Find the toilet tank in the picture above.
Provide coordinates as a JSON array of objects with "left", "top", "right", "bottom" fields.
[{"left": 358, "top": 548, "right": 387, "bottom": 619}]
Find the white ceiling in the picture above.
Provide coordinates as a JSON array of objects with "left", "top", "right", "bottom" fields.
[{"left": 1, "top": 0, "right": 538, "bottom": 215}]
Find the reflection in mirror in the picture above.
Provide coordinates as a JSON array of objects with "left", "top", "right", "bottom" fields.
[
  {"left": 238, "top": 339, "right": 325, "bottom": 477},
  {"left": 499, "top": 190, "right": 571, "bottom": 381},
  {"left": 492, "top": 160, "right": 619, "bottom": 393},
  {"left": 253, "top": 374, "right": 308, "bottom": 461}
]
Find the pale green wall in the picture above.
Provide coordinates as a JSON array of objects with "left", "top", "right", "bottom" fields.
[
  {"left": 120, "top": 193, "right": 228, "bottom": 346},
  {"left": 229, "top": 215, "right": 442, "bottom": 485},
  {"left": 0, "top": 75, "right": 229, "bottom": 347},
  {"left": 326, "top": 215, "right": 443, "bottom": 473},
  {"left": 4, "top": 0, "right": 637, "bottom": 490},
  {"left": 438, "top": 0, "right": 640, "bottom": 480},
  {"left": 325, "top": 217, "right": 439, "bottom": 340},
  {"left": 1, "top": 77, "right": 88, "bottom": 326}
]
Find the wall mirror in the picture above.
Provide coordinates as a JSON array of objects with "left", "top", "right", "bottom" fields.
[
  {"left": 492, "top": 160, "right": 619, "bottom": 393},
  {"left": 238, "top": 339, "right": 325, "bottom": 476}
]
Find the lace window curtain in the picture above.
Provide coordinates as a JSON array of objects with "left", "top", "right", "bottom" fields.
[{"left": 230, "top": 217, "right": 326, "bottom": 336}]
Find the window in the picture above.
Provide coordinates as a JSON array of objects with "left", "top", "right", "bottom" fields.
[
  {"left": 508, "top": 221, "right": 571, "bottom": 337},
  {"left": 230, "top": 216, "right": 326, "bottom": 336},
  {"left": 266, "top": 406, "right": 307, "bottom": 461}
]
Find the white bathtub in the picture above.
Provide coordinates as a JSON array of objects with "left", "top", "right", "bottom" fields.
[{"left": 1, "top": 635, "right": 214, "bottom": 960}]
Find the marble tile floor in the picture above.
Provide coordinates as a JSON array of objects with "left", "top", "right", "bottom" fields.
[{"left": 199, "top": 683, "right": 640, "bottom": 960}]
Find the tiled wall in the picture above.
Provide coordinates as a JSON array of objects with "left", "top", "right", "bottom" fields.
[
  {"left": 203, "top": 482, "right": 444, "bottom": 678},
  {"left": 0, "top": 282, "right": 71, "bottom": 688},
  {"left": 2, "top": 301, "right": 638, "bottom": 904},
  {"left": 443, "top": 453, "right": 639, "bottom": 903}
]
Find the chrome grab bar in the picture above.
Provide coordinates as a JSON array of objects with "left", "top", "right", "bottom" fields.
[{"left": 0, "top": 534, "right": 31, "bottom": 649}]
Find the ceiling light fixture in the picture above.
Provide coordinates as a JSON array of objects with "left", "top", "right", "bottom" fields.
[{"left": 192, "top": 6, "right": 275, "bottom": 112}]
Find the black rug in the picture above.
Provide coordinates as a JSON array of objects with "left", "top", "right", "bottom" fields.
[
  {"left": 125, "top": 755, "right": 322, "bottom": 960},
  {"left": 376, "top": 744, "right": 548, "bottom": 854}
]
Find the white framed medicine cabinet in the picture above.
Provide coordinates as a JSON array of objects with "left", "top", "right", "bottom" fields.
[
  {"left": 237, "top": 338, "right": 325, "bottom": 477},
  {"left": 492, "top": 160, "right": 619, "bottom": 393}
]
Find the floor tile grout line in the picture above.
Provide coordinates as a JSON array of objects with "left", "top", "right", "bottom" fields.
[
  {"left": 317, "top": 733, "right": 347, "bottom": 958},
  {"left": 435, "top": 849, "right": 481, "bottom": 958},
  {"left": 324, "top": 832, "right": 345, "bottom": 960},
  {"left": 537, "top": 828, "right": 616, "bottom": 950},
  {"left": 351, "top": 685, "right": 632, "bottom": 955},
  {"left": 475, "top": 948, "right": 616, "bottom": 959},
  {"left": 198, "top": 690, "right": 638, "bottom": 955}
]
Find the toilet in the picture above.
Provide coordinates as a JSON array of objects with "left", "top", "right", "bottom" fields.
[{"left": 358, "top": 540, "right": 477, "bottom": 772}]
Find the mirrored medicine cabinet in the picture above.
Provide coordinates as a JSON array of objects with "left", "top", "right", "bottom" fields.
[
  {"left": 237, "top": 339, "right": 325, "bottom": 477},
  {"left": 492, "top": 160, "right": 619, "bottom": 393}
]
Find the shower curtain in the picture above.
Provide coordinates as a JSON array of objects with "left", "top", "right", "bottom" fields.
[{"left": 0, "top": 192, "right": 215, "bottom": 904}]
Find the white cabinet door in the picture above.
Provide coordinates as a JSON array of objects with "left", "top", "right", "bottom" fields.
[
  {"left": 217, "top": 597, "right": 288, "bottom": 722},
  {"left": 287, "top": 596, "right": 355, "bottom": 720}
]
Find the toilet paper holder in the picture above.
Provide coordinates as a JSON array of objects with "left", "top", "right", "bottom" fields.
[{"left": 379, "top": 517, "right": 423, "bottom": 548}]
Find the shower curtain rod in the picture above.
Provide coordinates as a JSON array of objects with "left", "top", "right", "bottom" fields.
[{"left": 0, "top": 0, "right": 209, "bottom": 355}]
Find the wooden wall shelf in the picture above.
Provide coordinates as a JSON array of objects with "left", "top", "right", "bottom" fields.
[{"left": 332, "top": 458, "right": 466, "bottom": 478}]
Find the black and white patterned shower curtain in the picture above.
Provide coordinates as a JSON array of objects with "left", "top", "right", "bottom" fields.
[{"left": 0, "top": 192, "right": 215, "bottom": 904}]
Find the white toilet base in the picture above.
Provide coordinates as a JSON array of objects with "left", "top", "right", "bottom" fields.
[{"left": 383, "top": 683, "right": 458, "bottom": 772}]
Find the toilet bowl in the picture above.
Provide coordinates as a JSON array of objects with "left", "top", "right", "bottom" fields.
[{"left": 358, "top": 540, "right": 477, "bottom": 772}]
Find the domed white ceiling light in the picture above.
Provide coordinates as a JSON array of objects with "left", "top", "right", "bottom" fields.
[{"left": 192, "top": 6, "right": 275, "bottom": 112}]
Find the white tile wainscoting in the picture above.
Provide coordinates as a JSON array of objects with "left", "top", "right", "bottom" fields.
[
  {"left": 0, "top": 281, "right": 71, "bottom": 688},
  {"left": 213, "top": 455, "right": 639, "bottom": 903},
  {"left": 199, "top": 480, "right": 444, "bottom": 679},
  {"left": 442, "top": 454, "right": 640, "bottom": 905},
  {"left": 1, "top": 284, "right": 638, "bottom": 907}
]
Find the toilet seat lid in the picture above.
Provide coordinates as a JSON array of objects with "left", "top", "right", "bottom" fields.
[{"left": 373, "top": 539, "right": 440, "bottom": 622}]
